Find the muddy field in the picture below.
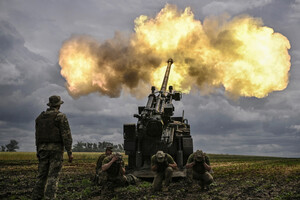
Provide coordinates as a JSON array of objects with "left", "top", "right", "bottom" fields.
[{"left": 0, "top": 152, "right": 299, "bottom": 200}]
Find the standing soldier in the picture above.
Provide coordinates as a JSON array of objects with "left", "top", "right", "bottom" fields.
[
  {"left": 185, "top": 150, "right": 213, "bottom": 191},
  {"left": 32, "top": 95, "right": 73, "bottom": 200},
  {"left": 99, "top": 152, "right": 128, "bottom": 189},
  {"left": 94, "top": 146, "right": 113, "bottom": 184},
  {"left": 151, "top": 151, "right": 177, "bottom": 192}
]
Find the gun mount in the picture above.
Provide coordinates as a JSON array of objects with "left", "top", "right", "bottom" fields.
[{"left": 123, "top": 58, "right": 193, "bottom": 178}]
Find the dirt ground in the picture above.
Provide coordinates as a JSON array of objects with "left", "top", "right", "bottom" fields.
[{"left": 0, "top": 154, "right": 299, "bottom": 200}]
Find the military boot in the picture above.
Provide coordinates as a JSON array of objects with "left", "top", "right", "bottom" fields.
[
  {"left": 205, "top": 185, "right": 210, "bottom": 191},
  {"left": 199, "top": 182, "right": 205, "bottom": 191}
]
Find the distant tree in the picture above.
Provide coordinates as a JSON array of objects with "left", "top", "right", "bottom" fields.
[
  {"left": 87, "top": 143, "right": 93, "bottom": 152},
  {"left": 98, "top": 142, "right": 103, "bottom": 151},
  {"left": 72, "top": 141, "right": 124, "bottom": 152},
  {"left": 72, "top": 141, "right": 85, "bottom": 152},
  {"left": 5, "top": 140, "right": 19, "bottom": 152},
  {"left": 118, "top": 144, "right": 124, "bottom": 151},
  {"left": 93, "top": 143, "right": 98, "bottom": 151},
  {"left": 113, "top": 144, "right": 118, "bottom": 150},
  {"left": 1, "top": 145, "right": 6, "bottom": 152}
]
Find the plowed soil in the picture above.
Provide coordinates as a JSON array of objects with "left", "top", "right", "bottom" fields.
[{"left": 0, "top": 153, "right": 299, "bottom": 200}]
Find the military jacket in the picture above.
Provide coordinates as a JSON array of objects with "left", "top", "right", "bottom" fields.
[
  {"left": 102, "top": 155, "right": 125, "bottom": 177},
  {"left": 96, "top": 154, "right": 107, "bottom": 173},
  {"left": 187, "top": 153, "right": 210, "bottom": 174},
  {"left": 35, "top": 108, "right": 72, "bottom": 155},
  {"left": 151, "top": 153, "right": 175, "bottom": 173}
]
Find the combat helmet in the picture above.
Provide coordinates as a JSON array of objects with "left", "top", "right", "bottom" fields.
[
  {"left": 194, "top": 150, "right": 204, "bottom": 162},
  {"left": 156, "top": 151, "right": 166, "bottom": 163},
  {"left": 47, "top": 95, "right": 64, "bottom": 107}
]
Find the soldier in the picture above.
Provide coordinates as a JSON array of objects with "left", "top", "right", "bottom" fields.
[
  {"left": 185, "top": 150, "right": 213, "bottom": 191},
  {"left": 32, "top": 95, "right": 73, "bottom": 200},
  {"left": 94, "top": 146, "right": 113, "bottom": 184},
  {"left": 151, "top": 150, "right": 177, "bottom": 192},
  {"left": 99, "top": 152, "right": 128, "bottom": 189}
]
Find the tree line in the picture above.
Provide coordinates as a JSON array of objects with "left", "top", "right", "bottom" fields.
[
  {"left": 1, "top": 139, "right": 124, "bottom": 152},
  {"left": 1, "top": 139, "right": 19, "bottom": 152},
  {"left": 72, "top": 141, "right": 124, "bottom": 152}
]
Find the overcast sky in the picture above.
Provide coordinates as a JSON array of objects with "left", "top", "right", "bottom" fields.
[{"left": 0, "top": 0, "right": 299, "bottom": 157}]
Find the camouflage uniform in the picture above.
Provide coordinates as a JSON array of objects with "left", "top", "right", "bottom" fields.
[
  {"left": 96, "top": 154, "right": 107, "bottom": 173},
  {"left": 94, "top": 147, "right": 113, "bottom": 184},
  {"left": 151, "top": 151, "right": 176, "bottom": 191},
  {"left": 186, "top": 150, "right": 213, "bottom": 189},
  {"left": 98, "top": 153, "right": 127, "bottom": 188},
  {"left": 32, "top": 96, "right": 72, "bottom": 200},
  {"left": 95, "top": 146, "right": 113, "bottom": 174}
]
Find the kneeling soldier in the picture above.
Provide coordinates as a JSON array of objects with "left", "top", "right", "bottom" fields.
[
  {"left": 151, "top": 151, "right": 177, "bottom": 192},
  {"left": 186, "top": 150, "right": 213, "bottom": 191},
  {"left": 99, "top": 152, "right": 127, "bottom": 189},
  {"left": 94, "top": 146, "right": 113, "bottom": 184}
]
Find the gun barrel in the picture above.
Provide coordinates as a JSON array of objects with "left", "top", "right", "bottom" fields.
[{"left": 160, "top": 58, "right": 173, "bottom": 92}]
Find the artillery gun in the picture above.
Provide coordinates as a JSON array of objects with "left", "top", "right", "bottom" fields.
[{"left": 123, "top": 58, "right": 193, "bottom": 178}]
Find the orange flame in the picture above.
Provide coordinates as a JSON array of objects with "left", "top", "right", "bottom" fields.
[{"left": 59, "top": 4, "right": 291, "bottom": 98}]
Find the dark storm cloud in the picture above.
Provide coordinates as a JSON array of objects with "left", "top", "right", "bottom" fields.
[
  {"left": 182, "top": 94, "right": 264, "bottom": 132},
  {"left": 201, "top": 0, "right": 273, "bottom": 16},
  {"left": 0, "top": 20, "right": 65, "bottom": 150},
  {"left": 0, "top": 0, "right": 299, "bottom": 157},
  {"left": 245, "top": 0, "right": 291, "bottom": 23},
  {"left": 179, "top": 88, "right": 300, "bottom": 157},
  {"left": 0, "top": 21, "right": 61, "bottom": 121},
  {"left": 0, "top": 21, "right": 24, "bottom": 51}
]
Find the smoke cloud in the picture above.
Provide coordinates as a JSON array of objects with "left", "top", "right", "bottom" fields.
[{"left": 59, "top": 4, "right": 291, "bottom": 99}]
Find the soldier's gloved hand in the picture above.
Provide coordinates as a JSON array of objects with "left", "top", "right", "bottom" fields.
[
  {"left": 68, "top": 154, "right": 73, "bottom": 163},
  {"left": 111, "top": 155, "right": 118, "bottom": 162}
]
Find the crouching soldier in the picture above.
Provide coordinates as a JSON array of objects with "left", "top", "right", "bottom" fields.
[
  {"left": 151, "top": 151, "right": 177, "bottom": 192},
  {"left": 94, "top": 146, "right": 113, "bottom": 184},
  {"left": 186, "top": 150, "right": 213, "bottom": 191},
  {"left": 98, "top": 152, "right": 128, "bottom": 190}
]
